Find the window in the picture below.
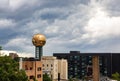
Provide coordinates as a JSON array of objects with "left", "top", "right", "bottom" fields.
[
  {"left": 82, "top": 62, "right": 85, "bottom": 65},
  {"left": 75, "top": 72, "right": 77, "bottom": 75},
  {"left": 89, "top": 56, "right": 92, "bottom": 58},
  {"left": 74, "top": 56, "right": 77, "bottom": 59},
  {"left": 43, "top": 64, "right": 44, "bottom": 67},
  {"left": 37, "top": 67, "right": 41, "bottom": 71},
  {"left": 47, "top": 64, "right": 48, "bottom": 67},
  {"left": 87, "top": 67, "right": 92, "bottom": 76},
  {"left": 30, "top": 76, "right": 34, "bottom": 79},
  {"left": 82, "top": 70, "right": 84, "bottom": 72},
  {"left": 25, "top": 65, "right": 28, "bottom": 70},
  {"left": 70, "top": 68, "right": 73, "bottom": 70},
  {"left": 51, "top": 64, "right": 53, "bottom": 67},
  {"left": 30, "top": 67, "right": 32, "bottom": 70},
  {"left": 37, "top": 74, "right": 41, "bottom": 78},
  {"left": 75, "top": 67, "right": 77, "bottom": 71},
  {"left": 82, "top": 73, "right": 85, "bottom": 75},
  {"left": 70, "top": 56, "right": 73, "bottom": 60},
  {"left": 51, "top": 75, "right": 52, "bottom": 78},
  {"left": 89, "top": 60, "right": 92, "bottom": 63}
]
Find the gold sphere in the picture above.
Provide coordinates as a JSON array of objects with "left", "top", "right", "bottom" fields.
[{"left": 32, "top": 34, "right": 46, "bottom": 46}]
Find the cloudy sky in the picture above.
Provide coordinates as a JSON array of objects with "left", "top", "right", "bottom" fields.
[{"left": 0, "top": 0, "right": 120, "bottom": 57}]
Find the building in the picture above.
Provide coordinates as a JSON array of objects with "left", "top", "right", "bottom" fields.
[
  {"left": 0, "top": 50, "right": 17, "bottom": 56},
  {"left": 9, "top": 53, "right": 18, "bottom": 59},
  {"left": 21, "top": 58, "right": 42, "bottom": 81},
  {"left": 41, "top": 56, "right": 58, "bottom": 81},
  {"left": 41, "top": 56, "right": 68, "bottom": 81},
  {"left": 58, "top": 59, "right": 68, "bottom": 81},
  {"left": 20, "top": 34, "right": 47, "bottom": 81},
  {"left": 53, "top": 51, "right": 120, "bottom": 79}
]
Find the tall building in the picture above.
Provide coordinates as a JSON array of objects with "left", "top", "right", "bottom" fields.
[
  {"left": 41, "top": 56, "right": 68, "bottom": 81},
  {"left": 53, "top": 51, "right": 120, "bottom": 79}
]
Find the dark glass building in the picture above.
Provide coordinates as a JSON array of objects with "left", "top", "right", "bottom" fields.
[{"left": 53, "top": 51, "right": 120, "bottom": 79}]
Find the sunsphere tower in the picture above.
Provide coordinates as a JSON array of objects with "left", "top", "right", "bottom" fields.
[{"left": 32, "top": 34, "right": 46, "bottom": 60}]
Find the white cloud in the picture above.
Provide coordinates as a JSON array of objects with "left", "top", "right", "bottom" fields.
[
  {"left": 0, "top": 50, "right": 33, "bottom": 57},
  {"left": 0, "top": 0, "right": 9, "bottom": 10},
  {"left": 45, "top": 26, "right": 59, "bottom": 34},
  {"left": 83, "top": 0, "right": 120, "bottom": 43},
  {"left": 0, "top": 19, "right": 16, "bottom": 29},
  {"left": 9, "top": 0, "right": 24, "bottom": 10},
  {"left": 0, "top": 50, "right": 16, "bottom": 56},
  {"left": 18, "top": 52, "right": 34, "bottom": 57},
  {"left": 9, "top": 0, "right": 40, "bottom": 11},
  {"left": 6, "top": 38, "right": 27, "bottom": 47},
  {"left": 43, "top": 0, "right": 120, "bottom": 54},
  {"left": 0, "top": 0, "right": 41, "bottom": 11},
  {"left": 5, "top": 37, "right": 34, "bottom": 53}
]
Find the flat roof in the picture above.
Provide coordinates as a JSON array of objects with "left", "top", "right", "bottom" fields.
[{"left": 53, "top": 51, "right": 120, "bottom": 56}]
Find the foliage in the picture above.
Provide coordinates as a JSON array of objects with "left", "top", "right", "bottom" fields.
[
  {"left": 0, "top": 56, "right": 28, "bottom": 81},
  {"left": 0, "top": 46, "right": 2, "bottom": 50},
  {"left": 0, "top": 46, "right": 2, "bottom": 56},
  {"left": 43, "top": 73, "right": 52, "bottom": 81},
  {"left": 112, "top": 72, "right": 120, "bottom": 81},
  {"left": 69, "top": 78, "right": 73, "bottom": 81},
  {"left": 69, "top": 77, "right": 81, "bottom": 81},
  {"left": 32, "top": 76, "right": 38, "bottom": 81}
]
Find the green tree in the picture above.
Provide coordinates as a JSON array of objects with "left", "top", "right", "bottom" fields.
[
  {"left": 43, "top": 73, "right": 52, "bottom": 81},
  {"left": 69, "top": 77, "right": 73, "bottom": 81},
  {"left": 0, "top": 46, "right": 2, "bottom": 50},
  {"left": 32, "top": 76, "right": 38, "bottom": 81},
  {"left": 0, "top": 56, "right": 28, "bottom": 81},
  {"left": 69, "top": 78, "right": 80, "bottom": 81},
  {"left": 0, "top": 46, "right": 2, "bottom": 56},
  {"left": 112, "top": 72, "right": 120, "bottom": 81}
]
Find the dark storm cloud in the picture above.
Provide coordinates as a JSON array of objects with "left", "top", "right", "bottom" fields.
[
  {"left": 0, "top": 29, "right": 16, "bottom": 43},
  {"left": 0, "top": 0, "right": 90, "bottom": 21},
  {"left": 0, "top": 0, "right": 120, "bottom": 56}
]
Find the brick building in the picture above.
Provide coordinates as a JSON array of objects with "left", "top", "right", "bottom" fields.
[{"left": 20, "top": 58, "right": 42, "bottom": 81}]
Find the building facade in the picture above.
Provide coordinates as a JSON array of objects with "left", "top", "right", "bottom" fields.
[
  {"left": 41, "top": 56, "right": 68, "bottom": 81},
  {"left": 9, "top": 53, "right": 18, "bottom": 59},
  {"left": 58, "top": 59, "right": 68, "bottom": 80},
  {"left": 41, "top": 56, "right": 58, "bottom": 81},
  {"left": 53, "top": 51, "right": 120, "bottom": 79},
  {"left": 21, "top": 58, "right": 42, "bottom": 81}
]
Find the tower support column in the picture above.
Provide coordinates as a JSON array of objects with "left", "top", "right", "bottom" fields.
[{"left": 35, "top": 46, "right": 43, "bottom": 60}]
